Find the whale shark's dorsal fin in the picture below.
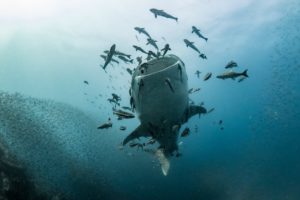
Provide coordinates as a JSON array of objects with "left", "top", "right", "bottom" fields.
[
  {"left": 155, "top": 149, "right": 170, "bottom": 176},
  {"left": 123, "top": 125, "right": 149, "bottom": 145}
]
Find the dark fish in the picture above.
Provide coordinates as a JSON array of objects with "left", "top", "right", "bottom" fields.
[
  {"left": 165, "top": 78, "right": 175, "bottom": 93},
  {"left": 118, "top": 55, "right": 133, "bottom": 63},
  {"left": 83, "top": 80, "right": 89, "bottom": 85},
  {"left": 193, "top": 88, "right": 201, "bottom": 92},
  {"left": 104, "top": 50, "right": 131, "bottom": 59},
  {"left": 113, "top": 108, "right": 135, "bottom": 119},
  {"left": 112, "top": 93, "right": 121, "bottom": 101},
  {"left": 225, "top": 61, "right": 238, "bottom": 69},
  {"left": 133, "top": 45, "right": 148, "bottom": 54},
  {"left": 107, "top": 98, "right": 120, "bottom": 106},
  {"left": 116, "top": 51, "right": 131, "bottom": 59},
  {"left": 183, "top": 39, "right": 201, "bottom": 54},
  {"left": 161, "top": 44, "right": 171, "bottom": 56},
  {"left": 188, "top": 88, "right": 194, "bottom": 94},
  {"left": 216, "top": 70, "right": 248, "bottom": 80},
  {"left": 147, "top": 38, "right": 158, "bottom": 50},
  {"left": 192, "top": 26, "right": 208, "bottom": 42},
  {"left": 203, "top": 72, "right": 212, "bottom": 81},
  {"left": 219, "top": 120, "right": 223, "bottom": 125},
  {"left": 148, "top": 50, "right": 158, "bottom": 58},
  {"left": 103, "top": 44, "right": 116, "bottom": 70},
  {"left": 136, "top": 56, "right": 143, "bottom": 65},
  {"left": 100, "top": 54, "right": 119, "bottom": 64},
  {"left": 189, "top": 88, "right": 201, "bottom": 94},
  {"left": 180, "top": 128, "right": 190, "bottom": 137},
  {"left": 134, "top": 27, "right": 151, "bottom": 38},
  {"left": 120, "top": 126, "right": 127, "bottom": 131},
  {"left": 199, "top": 53, "right": 207, "bottom": 59},
  {"left": 97, "top": 118, "right": 112, "bottom": 129},
  {"left": 150, "top": 8, "right": 178, "bottom": 21},
  {"left": 195, "top": 70, "right": 201, "bottom": 78}
]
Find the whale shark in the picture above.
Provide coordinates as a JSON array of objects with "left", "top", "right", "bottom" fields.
[{"left": 123, "top": 55, "right": 207, "bottom": 175}]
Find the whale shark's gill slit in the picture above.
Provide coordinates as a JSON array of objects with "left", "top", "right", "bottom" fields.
[
  {"left": 137, "top": 79, "right": 144, "bottom": 100},
  {"left": 165, "top": 78, "right": 175, "bottom": 93},
  {"left": 130, "top": 97, "right": 135, "bottom": 112},
  {"left": 177, "top": 64, "right": 183, "bottom": 82}
]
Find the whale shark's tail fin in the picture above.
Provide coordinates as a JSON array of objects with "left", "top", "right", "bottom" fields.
[
  {"left": 155, "top": 149, "right": 170, "bottom": 176},
  {"left": 143, "top": 148, "right": 170, "bottom": 176}
]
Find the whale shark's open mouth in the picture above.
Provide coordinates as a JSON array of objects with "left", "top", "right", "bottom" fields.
[
  {"left": 133, "top": 54, "right": 185, "bottom": 78},
  {"left": 132, "top": 55, "right": 186, "bottom": 93}
]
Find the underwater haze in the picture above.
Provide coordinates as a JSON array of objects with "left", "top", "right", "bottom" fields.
[{"left": 0, "top": 0, "right": 300, "bottom": 199}]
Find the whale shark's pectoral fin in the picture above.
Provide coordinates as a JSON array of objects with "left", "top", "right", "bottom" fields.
[
  {"left": 183, "top": 105, "right": 207, "bottom": 123},
  {"left": 123, "top": 125, "right": 149, "bottom": 145},
  {"left": 189, "top": 105, "right": 207, "bottom": 117}
]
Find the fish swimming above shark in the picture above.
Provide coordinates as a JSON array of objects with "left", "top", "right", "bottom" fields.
[
  {"left": 161, "top": 44, "right": 171, "bottom": 57},
  {"left": 134, "top": 27, "right": 151, "bottom": 38},
  {"left": 123, "top": 55, "right": 207, "bottom": 176},
  {"left": 136, "top": 56, "right": 143, "bottom": 65},
  {"left": 146, "top": 38, "right": 159, "bottom": 50},
  {"left": 192, "top": 26, "right": 208, "bottom": 42},
  {"left": 133, "top": 45, "right": 148, "bottom": 54},
  {"left": 118, "top": 55, "right": 134, "bottom": 64},
  {"left": 225, "top": 60, "right": 238, "bottom": 69},
  {"left": 150, "top": 8, "right": 178, "bottom": 22},
  {"left": 216, "top": 69, "right": 248, "bottom": 80},
  {"left": 199, "top": 53, "right": 207, "bottom": 59},
  {"left": 148, "top": 51, "right": 159, "bottom": 59},
  {"left": 102, "top": 44, "right": 116, "bottom": 70},
  {"left": 183, "top": 39, "right": 201, "bottom": 54},
  {"left": 104, "top": 50, "right": 131, "bottom": 59},
  {"left": 100, "top": 55, "right": 119, "bottom": 64},
  {"left": 195, "top": 70, "right": 201, "bottom": 78}
]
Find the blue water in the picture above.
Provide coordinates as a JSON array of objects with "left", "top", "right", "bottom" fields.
[{"left": 0, "top": 0, "right": 299, "bottom": 199}]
